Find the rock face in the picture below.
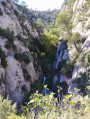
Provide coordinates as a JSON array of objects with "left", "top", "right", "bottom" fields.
[
  {"left": 53, "top": 41, "right": 70, "bottom": 91},
  {"left": 72, "top": 0, "right": 90, "bottom": 37},
  {"left": 54, "top": 41, "right": 69, "bottom": 70},
  {"left": 0, "top": 0, "right": 43, "bottom": 109},
  {"left": 53, "top": 36, "right": 90, "bottom": 93},
  {"left": 52, "top": 0, "right": 90, "bottom": 93}
]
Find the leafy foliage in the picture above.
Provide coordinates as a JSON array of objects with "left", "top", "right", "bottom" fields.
[
  {"left": 0, "top": 8, "right": 3, "bottom": 16},
  {"left": 0, "top": 95, "right": 16, "bottom": 119},
  {"left": 1, "top": 1, "right": 6, "bottom": 7},
  {"left": 40, "top": 34, "right": 58, "bottom": 53},
  {"left": 8, "top": 114, "right": 25, "bottom": 119},
  {"left": 14, "top": 52, "right": 31, "bottom": 64},
  {"left": 0, "top": 28, "right": 16, "bottom": 50},
  {"left": 0, "top": 47, "right": 7, "bottom": 68},
  {"left": 61, "top": 59, "right": 76, "bottom": 77},
  {"left": 21, "top": 88, "right": 90, "bottom": 119},
  {"left": 22, "top": 68, "right": 31, "bottom": 81},
  {"left": 56, "top": 11, "right": 72, "bottom": 39},
  {"left": 70, "top": 33, "right": 80, "bottom": 44},
  {"left": 82, "top": 52, "right": 90, "bottom": 68}
]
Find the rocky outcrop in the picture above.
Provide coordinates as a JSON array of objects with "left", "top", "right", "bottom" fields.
[
  {"left": 53, "top": 41, "right": 70, "bottom": 91},
  {"left": 53, "top": 36, "right": 90, "bottom": 93},
  {"left": 53, "top": 41, "right": 69, "bottom": 70},
  {"left": 72, "top": 0, "right": 90, "bottom": 37},
  {"left": 52, "top": 0, "right": 90, "bottom": 94},
  {"left": 0, "top": 0, "right": 43, "bottom": 109}
]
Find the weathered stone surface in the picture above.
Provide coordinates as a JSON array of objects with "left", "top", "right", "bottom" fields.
[
  {"left": 6, "top": 56, "right": 26, "bottom": 108},
  {"left": 54, "top": 41, "right": 69, "bottom": 69},
  {"left": 0, "top": 0, "right": 43, "bottom": 109},
  {"left": 72, "top": 0, "right": 90, "bottom": 37}
]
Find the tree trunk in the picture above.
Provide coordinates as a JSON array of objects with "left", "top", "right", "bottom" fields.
[{"left": 74, "top": 42, "right": 80, "bottom": 53}]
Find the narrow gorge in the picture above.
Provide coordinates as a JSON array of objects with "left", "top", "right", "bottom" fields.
[{"left": 0, "top": 0, "right": 90, "bottom": 118}]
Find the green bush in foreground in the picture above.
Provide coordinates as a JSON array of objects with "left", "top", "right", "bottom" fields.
[
  {"left": 21, "top": 87, "right": 90, "bottom": 119},
  {"left": 0, "top": 95, "right": 16, "bottom": 119},
  {"left": 0, "top": 87, "right": 90, "bottom": 119}
]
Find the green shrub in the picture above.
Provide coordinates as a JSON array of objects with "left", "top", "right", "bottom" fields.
[
  {"left": 1, "top": 1, "right": 6, "bottom": 7},
  {"left": 31, "top": 22, "right": 38, "bottom": 29},
  {"left": 14, "top": 52, "right": 31, "bottom": 64},
  {"left": 22, "top": 84, "right": 27, "bottom": 92},
  {"left": 0, "top": 95, "right": 16, "bottom": 119},
  {"left": 69, "top": 33, "right": 81, "bottom": 53},
  {"left": 61, "top": 59, "right": 76, "bottom": 77},
  {"left": 0, "top": 73, "right": 5, "bottom": 86},
  {"left": 21, "top": 52, "right": 31, "bottom": 64},
  {"left": 14, "top": 52, "right": 21, "bottom": 61},
  {"left": 0, "top": 47, "right": 7, "bottom": 68},
  {"left": 45, "top": 76, "right": 53, "bottom": 89},
  {"left": 70, "top": 33, "right": 80, "bottom": 44},
  {"left": 57, "top": 59, "right": 66, "bottom": 71},
  {"left": 22, "top": 68, "right": 31, "bottom": 81},
  {"left": 8, "top": 114, "right": 25, "bottom": 119},
  {"left": 82, "top": 52, "right": 90, "bottom": 67},
  {"left": 0, "top": 8, "right": 3, "bottom": 16},
  {"left": 16, "top": 34, "right": 29, "bottom": 47},
  {"left": 74, "top": 72, "right": 88, "bottom": 95},
  {"left": 16, "top": 34, "right": 23, "bottom": 41},
  {"left": 28, "top": 43, "right": 37, "bottom": 52},
  {"left": 30, "top": 79, "right": 43, "bottom": 94},
  {"left": 40, "top": 52, "right": 46, "bottom": 57},
  {"left": 0, "top": 28, "right": 14, "bottom": 42},
  {"left": 5, "top": 41, "right": 16, "bottom": 50},
  {"left": 57, "top": 81, "right": 68, "bottom": 95},
  {"left": 0, "top": 28, "right": 16, "bottom": 50},
  {"left": 19, "top": 14, "right": 27, "bottom": 22},
  {"left": 23, "top": 92, "right": 29, "bottom": 106},
  {"left": 14, "top": 10, "right": 19, "bottom": 17},
  {"left": 21, "top": 88, "right": 90, "bottom": 119}
]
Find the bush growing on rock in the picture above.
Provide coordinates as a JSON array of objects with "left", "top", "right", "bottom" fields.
[
  {"left": 82, "top": 52, "right": 90, "bottom": 68},
  {"left": 69, "top": 33, "right": 81, "bottom": 53},
  {"left": 0, "top": 47, "right": 7, "bottom": 68},
  {"left": 22, "top": 68, "right": 31, "bottom": 81},
  {"left": 14, "top": 10, "right": 19, "bottom": 17},
  {"left": 61, "top": 59, "right": 76, "bottom": 77},
  {"left": 1, "top": 1, "right": 6, "bottom": 7},
  {"left": 57, "top": 59, "right": 67, "bottom": 71},
  {"left": 22, "top": 84, "right": 27, "bottom": 92},
  {"left": 14, "top": 52, "right": 31, "bottom": 64},
  {"left": 21, "top": 52, "right": 31, "bottom": 64},
  {"left": 28, "top": 43, "right": 37, "bottom": 52},
  {"left": 0, "top": 28, "right": 14, "bottom": 42},
  {"left": 0, "top": 28, "right": 16, "bottom": 50},
  {"left": 5, "top": 41, "right": 17, "bottom": 50},
  {"left": 0, "top": 8, "right": 3, "bottom": 16}
]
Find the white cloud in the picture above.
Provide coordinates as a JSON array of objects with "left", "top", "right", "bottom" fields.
[{"left": 19, "top": 0, "right": 64, "bottom": 11}]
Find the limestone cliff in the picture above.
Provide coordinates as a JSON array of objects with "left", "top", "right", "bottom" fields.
[
  {"left": 52, "top": 0, "right": 90, "bottom": 94},
  {"left": 0, "top": 0, "right": 43, "bottom": 109}
]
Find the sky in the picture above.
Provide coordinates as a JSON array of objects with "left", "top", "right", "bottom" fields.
[{"left": 19, "top": 0, "right": 64, "bottom": 11}]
